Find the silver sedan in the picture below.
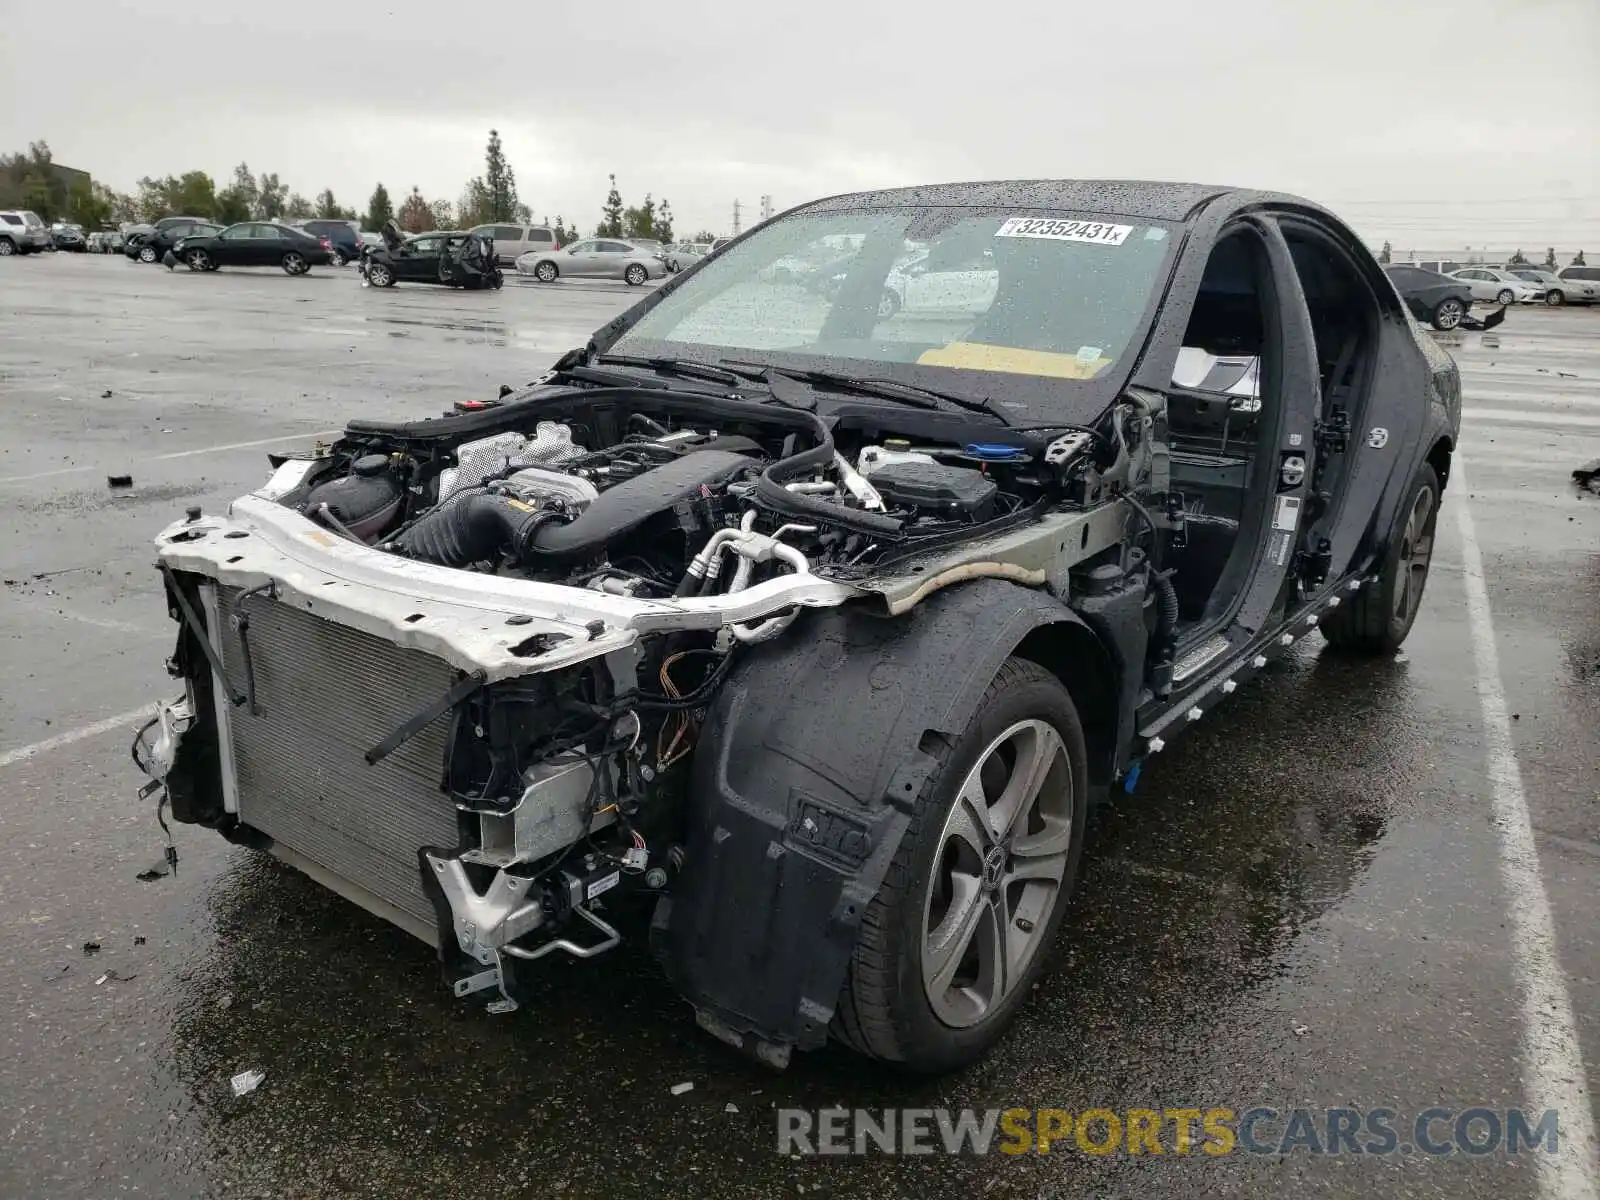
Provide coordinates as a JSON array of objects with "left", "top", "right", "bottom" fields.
[{"left": 515, "top": 238, "right": 668, "bottom": 285}]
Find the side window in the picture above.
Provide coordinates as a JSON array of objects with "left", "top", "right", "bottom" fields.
[
  {"left": 410, "top": 237, "right": 440, "bottom": 253},
  {"left": 220, "top": 225, "right": 252, "bottom": 240},
  {"left": 599, "top": 240, "right": 632, "bottom": 253},
  {"left": 492, "top": 225, "right": 521, "bottom": 241},
  {"left": 257, "top": 225, "right": 283, "bottom": 240},
  {"left": 1, "top": 214, "right": 21, "bottom": 226},
  {"left": 527, "top": 229, "right": 553, "bottom": 244},
  {"left": 570, "top": 241, "right": 596, "bottom": 253}
]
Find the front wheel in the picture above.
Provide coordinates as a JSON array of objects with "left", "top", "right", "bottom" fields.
[
  {"left": 282, "top": 252, "right": 309, "bottom": 275},
  {"left": 834, "top": 658, "right": 1087, "bottom": 1072},
  {"left": 365, "top": 261, "right": 395, "bottom": 288},
  {"left": 878, "top": 288, "right": 902, "bottom": 318},
  {"left": 1430, "top": 297, "right": 1464, "bottom": 331},
  {"left": 1322, "top": 463, "right": 1440, "bottom": 654},
  {"left": 1545, "top": 289, "right": 1564, "bottom": 307},
  {"left": 1496, "top": 288, "right": 1515, "bottom": 306},
  {"left": 533, "top": 260, "right": 558, "bottom": 283},
  {"left": 624, "top": 263, "right": 648, "bottom": 286},
  {"left": 0, "top": 239, "right": 15, "bottom": 257},
  {"left": 183, "top": 248, "right": 212, "bottom": 272},
  {"left": 138, "top": 244, "right": 158, "bottom": 264}
]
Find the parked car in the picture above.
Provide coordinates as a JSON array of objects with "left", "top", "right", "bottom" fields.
[
  {"left": 1413, "top": 260, "right": 1464, "bottom": 276},
  {"left": 358, "top": 227, "right": 503, "bottom": 289},
  {"left": 1447, "top": 267, "right": 1544, "bottom": 305},
  {"left": 163, "top": 221, "right": 332, "bottom": 275},
  {"left": 1556, "top": 263, "right": 1600, "bottom": 293},
  {"left": 468, "top": 223, "right": 559, "bottom": 267},
  {"left": 125, "top": 216, "right": 215, "bottom": 262},
  {"left": 709, "top": 236, "right": 733, "bottom": 254},
  {"left": 516, "top": 237, "right": 668, "bottom": 285},
  {"left": 51, "top": 223, "right": 88, "bottom": 251},
  {"left": 139, "top": 220, "right": 225, "bottom": 263},
  {"left": 0, "top": 209, "right": 52, "bottom": 255},
  {"left": 135, "top": 178, "right": 1461, "bottom": 1073},
  {"left": 1503, "top": 266, "right": 1596, "bottom": 306},
  {"left": 1384, "top": 264, "right": 1474, "bottom": 330},
  {"left": 88, "top": 230, "right": 124, "bottom": 253},
  {"left": 292, "top": 219, "right": 363, "bottom": 266}
]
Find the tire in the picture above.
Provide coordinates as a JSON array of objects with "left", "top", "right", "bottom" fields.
[
  {"left": 1322, "top": 463, "right": 1441, "bottom": 655},
  {"left": 138, "top": 244, "right": 158, "bottom": 264},
  {"left": 1430, "top": 297, "right": 1464, "bottom": 331},
  {"left": 1545, "top": 289, "right": 1564, "bottom": 307},
  {"left": 183, "top": 248, "right": 211, "bottom": 272},
  {"left": 282, "top": 252, "right": 309, "bottom": 275},
  {"left": 365, "top": 261, "right": 395, "bottom": 288},
  {"left": 624, "top": 263, "right": 648, "bottom": 286},
  {"left": 328, "top": 249, "right": 345, "bottom": 268},
  {"left": 534, "top": 260, "right": 558, "bottom": 283},
  {"left": 0, "top": 238, "right": 14, "bottom": 257},
  {"left": 834, "top": 657, "right": 1088, "bottom": 1072},
  {"left": 1495, "top": 288, "right": 1515, "bottom": 306},
  {"left": 878, "top": 288, "right": 902, "bottom": 318}
]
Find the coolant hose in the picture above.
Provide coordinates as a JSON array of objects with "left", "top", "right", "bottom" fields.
[
  {"left": 390, "top": 490, "right": 566, "bottom": 567},
  {"left": 754, "top": 408, "right": 904, "bottom": 537}
]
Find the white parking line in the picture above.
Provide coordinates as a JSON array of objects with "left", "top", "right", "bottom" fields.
[
  {"left": 0, "top": 429, "right": 343, "bottom": 486},
  {"left": 1454, "top": 464, "right": 1599, "bottom": 1200},
  {"left": 0, "top": 705, "right": 155, "bottom": 771}
]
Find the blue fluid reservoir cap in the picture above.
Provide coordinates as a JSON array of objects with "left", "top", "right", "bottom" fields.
[{"left": 965, "top": 442, "right": 1029, "bottom": 461}]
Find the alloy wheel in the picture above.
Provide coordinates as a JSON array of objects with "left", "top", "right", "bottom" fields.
[
  {"left": 921, "top": 718, "right": 1073, "bottom": 1028},
  {"left": 535, "top": 262, "right": 557, "bottom": 283},
  {"left": 1392, "top": 484, "right": 1436, "bottom": 623},
  {"left": 625, "top": 264, "right": 647, "bottom": 286},
  {"left": 283, "top": 252, "right": 307, "bottom": 275},
  {"left": 1496, "top": 288, "right": 1514, "bottom": 306},
  {"left": 1434, "top": 299, "right": 1463, "bottom": 330}
]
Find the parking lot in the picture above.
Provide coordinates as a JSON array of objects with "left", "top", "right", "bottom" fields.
[{"left": 1, "top": 252, "right": 1596, "bottom": 1199}]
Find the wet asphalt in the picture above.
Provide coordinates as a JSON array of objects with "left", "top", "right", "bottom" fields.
[{"left": 0, "top": 253, "right": 1595, "bottom": 1200}]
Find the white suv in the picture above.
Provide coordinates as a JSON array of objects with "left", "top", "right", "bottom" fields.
[
  {"left": 0, "top": 210, "right": 52, "bottom": 255},
  {"left": 468, "top": 223, "right": 558, "bottom": 266}
]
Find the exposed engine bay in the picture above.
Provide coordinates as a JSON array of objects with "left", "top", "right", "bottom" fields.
[{"left": 141, "top": 381, "right": 1149, "bottom": 1027}]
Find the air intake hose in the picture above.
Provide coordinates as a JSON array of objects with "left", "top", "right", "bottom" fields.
[{"left": 390, "top": 489, "right": 565, "bottom": 567}]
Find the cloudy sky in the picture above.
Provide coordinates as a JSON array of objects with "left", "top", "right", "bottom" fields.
[{"left": 5, "top": 0, "right": 1596, "bottom": 251}]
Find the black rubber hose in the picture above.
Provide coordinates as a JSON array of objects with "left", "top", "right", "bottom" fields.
[
  {"left": 392, "top": 490, "right": 565, "bottom": 567},
  {"left": 754, "top": 407, "right": 905, "bottom": 538}
]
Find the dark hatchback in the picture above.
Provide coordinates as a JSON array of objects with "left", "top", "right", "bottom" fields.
[
  {"left": 293, "top": 219, "right": 362, "bottom": 265},
  {"left": 1384, "top": 264, "right": 1473, "bottom": 331},
  {"left": 164, "top": 221, "right": 332, "bottom": 275}
]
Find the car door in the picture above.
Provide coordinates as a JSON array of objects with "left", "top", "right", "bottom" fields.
[
  {"left": 1458, "top": 269, "right": 1494, "bottom": 301},
  {"left": 398, "top": 236, "right": 440, "bottom": 280},
  {"left": 597, "top": 241, "right": 636, "bottom": 277},
  {"left": 213, "top": 223, "right": 258, "bottom": 266},
  {"left": 564, "top": 240, "right": 601, "bottom": 276}
]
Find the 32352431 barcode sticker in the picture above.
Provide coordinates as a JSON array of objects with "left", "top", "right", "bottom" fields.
[{"left": 995, "top": 218, "right": 1133, "bottom": 245}]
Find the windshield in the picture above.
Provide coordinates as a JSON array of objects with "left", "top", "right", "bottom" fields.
[{"left": 608, "top": 205, "right": 1178, "bottom": 420}]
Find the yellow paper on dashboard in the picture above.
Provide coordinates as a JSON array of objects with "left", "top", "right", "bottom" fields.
[{"left": 916, "top": 342, "right": 1112, "bottom": 380}]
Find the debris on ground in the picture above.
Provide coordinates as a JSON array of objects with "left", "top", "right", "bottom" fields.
[
  {"left": 670, "top": 1082, "right": 695, "bottom": 1096},
  {"left": 101, "top": 390, "right": 113, "bottom": 399},
  {"left": 1292, "top": 1022, "right": 1311, "bottom": 1037},
  {"left": 724, "top": 1102, "right": 739, "bottom": 1114},
  {"left": 216, "top": 994, "right": 233, "bottom": 1010},
  {"left": 133, "top": 936, "right": 146, "bottom": 946},
  {"left": 1574, "top": 459, "right": 1600, "bottom": 495},
  {"left": 107, "top": 475, "right": 134, "bottom": 488},
  {"left": 135, "top": 864, "right": 169, "bottom": 882},
  {"left": 231, "top": 1069, "right": 266, "bottom": 1097},
  {"left": 82, "top": 940, "right": 101, "bottom": 955},
  {"left": 95, "top": 970, "right": 136, "bottom": 986}
]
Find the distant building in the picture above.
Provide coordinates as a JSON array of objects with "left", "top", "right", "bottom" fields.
[{"left": 48, "top": 163, "right": 90, "bottom": 194}]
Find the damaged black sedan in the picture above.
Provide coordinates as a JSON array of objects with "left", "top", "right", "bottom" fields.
[{"left": 134, "top": 180, "right": 1460, "bottom": 1073}]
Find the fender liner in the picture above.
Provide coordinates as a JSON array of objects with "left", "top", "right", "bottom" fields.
[{"left": 652, "top": 579, "right": 1108, "bottom": 1057}]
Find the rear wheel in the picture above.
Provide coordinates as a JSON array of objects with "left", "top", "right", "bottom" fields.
[
  {"left": 834, "top": 658, "right": 1087, "bottom": 1072},
  {"left": 1430, "top": 297, "right": 1464, "bottom": 330},
  {"left": 1322, "top": 463, "right": 1440, "bottom": 654},
  {"left": 328, "top": 248, "right": 346, "bottom": 268},
  {"left": 624, "top": 263, "right": 648, "bottom": 286},
  {"left": 878, "top": 288, "right": 902, "bottom": 318},
  {"left": 282, "top": 252, "right": 309, "bottom": 275}
]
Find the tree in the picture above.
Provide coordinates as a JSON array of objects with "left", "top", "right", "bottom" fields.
[
  {"left": 1543, "top": 247, "right": 1557, "bottom": 269},
  {"left": 515, "top": 202, "right": 531, "bottom": 224},
  {"left": 68, "top": 178, "right": 111, "bottom": 229},
  {"left": 551, "top": 215, "right": 579, "bottom": 244},
  {"left": 623, "top": 192, "right": 657, "bottom": 240},
  {"left": 136, "top": 171, "right": 218, "bottom": 221},
  {"left": 284, "top": 192, "right": 314, "bottom": 220},
  {"left": 1509, "top": 248, "right": 1528, "bottom": 264},
  {"left": 598, "top": 174, "right": 624, "bottom": 237},
  {"left": 655, "top": 198, "right": 674, "bottom": 244},
  {"left": 430, "top": 198, "right": 454, "bottom": 229},
  {"left": 315, "top": 189, "right": 342, "bottom": 220},
  {"left": 1575, "top": 250, "right": 1587, "bottom": 266},
  {"left": 1378, "top": 240, "right": 1392, "bottom": 264},
  {"left": 256, "top": 172, "right": 287, "bottom": 220},
  {"left": 457, "top": 178, "right": 489, "bottom": 227},
  {"left": 216, "top": 162, "right": 258, "bottom": 224},
  {"left": 397, "top": 187, "right": 431, "bottom": 233},
  {"left": 482, "top": 128, "right": 518, "bottom": 223},
  {"left": 365, "top": 183, "right": 394, "bottom": 231},
  {"left": 690, "top": 229, "right": 718, "bottom": 244}
]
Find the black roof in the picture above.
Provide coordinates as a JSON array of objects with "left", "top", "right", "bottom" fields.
[{"left": 800, "top": 179, "right": 1261, "bottom": 223}]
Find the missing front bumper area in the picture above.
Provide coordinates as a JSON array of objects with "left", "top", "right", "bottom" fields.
[{"left": 423, "top": 850, "right": 624, "bottom": 1013}]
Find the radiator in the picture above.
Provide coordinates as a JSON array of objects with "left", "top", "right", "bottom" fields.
[{"left": 215, "top": 586, "right": 460, "bottom": 935}]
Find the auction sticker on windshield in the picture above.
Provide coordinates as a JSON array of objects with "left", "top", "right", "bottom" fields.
[{"left": 995, "top": 218, "right": 1133, "bottom": 245}]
